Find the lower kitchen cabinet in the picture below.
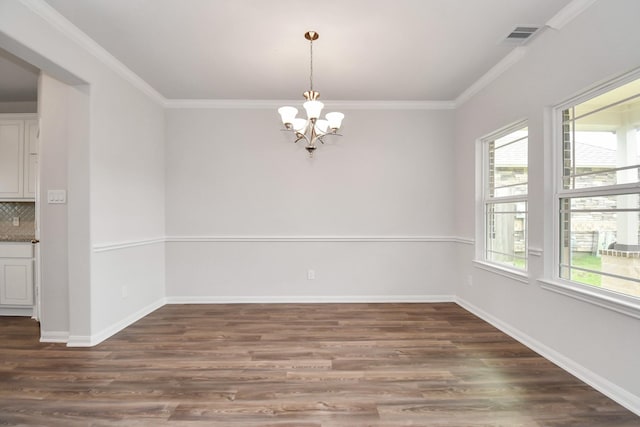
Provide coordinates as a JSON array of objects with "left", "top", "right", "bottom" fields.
[
  {"left": 0, "top": 245, "right": 34, "bottom": 306},
  {"left": 0, "top": 258, "right": 33, "bottom": 306}
]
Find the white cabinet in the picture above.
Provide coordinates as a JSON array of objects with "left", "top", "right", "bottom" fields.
[
  {"left": 0, "top": 244, "right": 34, "bottom": 306},
  {"left": 0, "top": 115, "right": 38, "bottom": 200},
  {"left": 0, "top": 259, "right": 33, "bottom": 306},
  {"left": 24, "top": 119, "right": 39, "bottom": 199},
  {"left": 0, "top": 120, "right": 24, "bottom": 198}
]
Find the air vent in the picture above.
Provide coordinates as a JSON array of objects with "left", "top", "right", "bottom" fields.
[{"left": 505, "top": 26, "right": 541, "bottom": 44}]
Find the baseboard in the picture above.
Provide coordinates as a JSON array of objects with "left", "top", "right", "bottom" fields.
[
  {"left": 166, "top": 294, "right": 456, "bottom": 304},
  {"left": 455, "top": 297, "right": 640, "bottom": 417},
  {"left": 40, "top": 330, "right": 68, "bottom": 343},
  {"left": 67, "top": 297, "right": 166, "bottom": 347},
  {"left": 65, "top": 334, "right": 92, "bottom": 347}
]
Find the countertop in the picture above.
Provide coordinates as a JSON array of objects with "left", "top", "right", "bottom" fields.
[{"left": 0, "top": 235, "right": 35, "bottom": 243}]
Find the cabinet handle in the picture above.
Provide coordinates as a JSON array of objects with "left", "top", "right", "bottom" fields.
[{"left": 31, "top": 239, "right": 40, "bottom": 244}]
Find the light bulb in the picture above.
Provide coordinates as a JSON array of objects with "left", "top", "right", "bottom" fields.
[
  {"left": 326, "top": 112, "right": 344, "bottom": 130},
  {"left": 278, "top": 106, "right": 298, "bottom": 127},
  {"left": 303, "top": 100, "right": 324, "bottom": 120},
  {"left": 315, "top": 119, "right": 329, "bottom": 134},
  {"left": 293, "top": 118, "right": 308, "bottom": 133}
]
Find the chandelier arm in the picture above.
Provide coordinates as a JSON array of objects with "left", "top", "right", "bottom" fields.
[
  {"left": 295, "top": 134, "right": 309, "bottom": 144},
  {"left": 295, "top": 130, "right": 311, "bottom": 145},
  {"left": 315, "top": 131, "right": 344, "bottom": 145},
  {"left": 309, "top": 118, "right": 321, "bottom": 146},
  {"left": 280, "top": 128, "right": 310, "bottom": 145},
  {"left": 315, "top": 127, "right": 341, "bottom": 137},
  {"left": 313, "top": 128, "right": 326, "bottom": 144}
]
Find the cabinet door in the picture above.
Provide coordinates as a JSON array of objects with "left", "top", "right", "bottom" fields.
[
  {"left": 24, "top": 120, "right": 39, "bottom": 199},
  {"left": 0, "top": 120, "right": 25, "bottom": 198},
  {"left": 0, "top": 259, "right": 33, "bottom": 306}
]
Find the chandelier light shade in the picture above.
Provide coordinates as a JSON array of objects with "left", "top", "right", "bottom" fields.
[{"left": 278, "top": 31, "right": 344, "bottom": 157}]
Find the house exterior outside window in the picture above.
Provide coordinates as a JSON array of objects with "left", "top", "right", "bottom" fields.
[
  {"left": 482, "top": 123, "right": 528, "bottom": 271},
  {"left": 556, "top": 76, "right": 640, "bottom": 300}
]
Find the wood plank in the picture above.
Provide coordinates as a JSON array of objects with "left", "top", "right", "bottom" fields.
[{"left": 0, "top": 303, "right": 637, "bottom": 426}]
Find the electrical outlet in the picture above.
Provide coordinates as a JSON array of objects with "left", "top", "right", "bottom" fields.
[
  {"left": 12, "top": 217, "right": 19, "bottom": 227},
  {"left": 307, "top": 269, "right": 315, "bottom": 280},
  {"left": 467, "top": 275, "right": 473, "bottom": 287}
]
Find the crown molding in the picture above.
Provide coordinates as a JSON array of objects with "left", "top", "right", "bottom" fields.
[
  {"left": 318, "top": 100, "right": 456, "bottom": 110},
  {"left": 454, "top": 47, "right": 527, "bottom": 107},
  {"left": 546, "top": 0, "right": 598, "bottom": 30},
  {"left": 163, "top": 99, "right": 456, "bottom": 110},
  {"left": 19, "top": 0, "right": 166, "bottom": 105},
  {"left": 164, "top": 99, "right": 297, "bottom": 109},
  {"left": 453, "top": 0, "right": 598, "bottom": 108}
]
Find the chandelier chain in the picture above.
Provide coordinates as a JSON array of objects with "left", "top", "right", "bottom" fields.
[{"left": 309, "top": 39, "right": 314, "bottom": 92}]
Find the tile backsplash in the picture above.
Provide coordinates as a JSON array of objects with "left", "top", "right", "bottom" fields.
[{"left": 0, "top": 202, "right": 36, "bottom": 241}]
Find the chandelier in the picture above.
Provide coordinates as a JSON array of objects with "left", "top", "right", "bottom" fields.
[{"left": 278, "top": 31, "right": 344, "bottom": 157}]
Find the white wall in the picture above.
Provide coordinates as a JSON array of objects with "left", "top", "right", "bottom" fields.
[
  {"left": 38, "top": 74, "right": 92, "bottom": 342},
  {"left": 88, "top": 72, "right": 166, "bottom": 342},
  {"left": 454, "top": 0, "right": 640, "bottom": 412},
  {"left": 165, "top": 107, "right": 457, "bottom": 301},
  {"left": 38, "top": 74, "right": 71, "bottom": 337},
  {"left": 0, "top": 0, "right": 166, "bottom": 344}
]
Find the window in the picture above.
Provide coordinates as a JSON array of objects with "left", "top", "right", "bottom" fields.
[
  {"left": 557, "top": 76, "right": 640, "bottom": 300},
  {"left": 482, "top": 123, "right": 528, "bottom": 270}
]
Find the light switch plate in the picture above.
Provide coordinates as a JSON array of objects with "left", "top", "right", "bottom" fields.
[{"left": 47, "top": 189, "right": 67, "bottom": 204}]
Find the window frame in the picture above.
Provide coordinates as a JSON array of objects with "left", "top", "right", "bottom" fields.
[
  {"left": 477, "top": 120, "right": 529, "bottom": 277},
  {"left": 542, "top": 69, "right": 640, "bottom": 319}
]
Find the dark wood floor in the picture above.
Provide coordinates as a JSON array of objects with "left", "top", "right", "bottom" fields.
[{"left": 0, "top": 303, "right": 638, "bottom": 426}]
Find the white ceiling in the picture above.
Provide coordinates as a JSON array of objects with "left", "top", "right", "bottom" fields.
[{"left": 29, "top": 0, "right": 574, "bottom": 101}]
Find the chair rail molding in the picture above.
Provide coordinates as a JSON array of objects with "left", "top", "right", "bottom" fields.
[{"left": 165, "top": 235, "right": 468, "bottom": 243}]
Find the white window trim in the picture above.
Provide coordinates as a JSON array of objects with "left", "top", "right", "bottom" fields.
[
  {"left": 473, "top": 259, "right": 529, "bottom": 284},
  {"left": 545, "top": 67, "right": 640, "bottom": 319},
  {"left": 557, "top": 183, "right": 640, "bottom": 199},
  {"left": 476, "top": 119, "right": 529, "bottom": 274},
  {"left": 539, "top": 278, "right": 640, "bottom": 320}
]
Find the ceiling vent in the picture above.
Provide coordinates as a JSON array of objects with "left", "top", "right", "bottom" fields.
[{"left": 505, "top": 26, "right": 542, "bottom": 44}]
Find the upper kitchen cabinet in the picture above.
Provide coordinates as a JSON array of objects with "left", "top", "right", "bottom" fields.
[
  {"left": 0, "top": 114, "right": 38, "bottom": 200},
  {"left": 24, "top": 119, "right": 38, "bottom": 199}
]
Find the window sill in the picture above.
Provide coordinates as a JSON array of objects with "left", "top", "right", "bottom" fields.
[
  {"left": 472, "top": 260, "right": 529, "bottom": 284},
  {"left": 538, "top": 278, "right": 640, "bottom": 320}
]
